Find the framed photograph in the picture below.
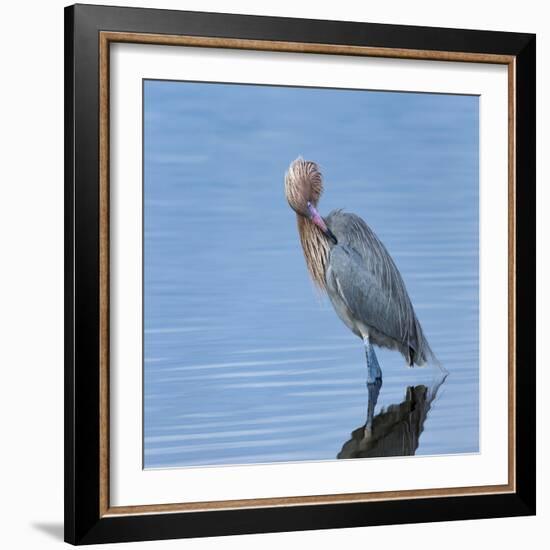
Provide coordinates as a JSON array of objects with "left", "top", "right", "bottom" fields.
[{"left": 64, "top": 3, "right": 536, "bottom": 545}]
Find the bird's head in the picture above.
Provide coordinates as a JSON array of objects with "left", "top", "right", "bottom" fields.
[
  {"left": 284, "top": 157, "right": 323, "bottom": 215},
  {"left": 284, "top": 157, "right": 337, "bottom": 244}
]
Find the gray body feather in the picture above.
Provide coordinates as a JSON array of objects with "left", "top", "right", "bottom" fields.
[{"left": 324, "top": 210, "right": 434, "bottom": 366}]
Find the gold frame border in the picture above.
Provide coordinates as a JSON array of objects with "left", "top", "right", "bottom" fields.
[{"left": 98, "top": 31, "right": 516, "bottom": 517}]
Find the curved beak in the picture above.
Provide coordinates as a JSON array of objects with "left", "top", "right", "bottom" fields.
[{"left": 307, "top": 202, "right": 338, "bottom": 245}]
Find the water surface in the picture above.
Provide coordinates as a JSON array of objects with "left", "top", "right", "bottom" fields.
[{"left": 143, "top": 81, "right": 479, "bottom": 469}]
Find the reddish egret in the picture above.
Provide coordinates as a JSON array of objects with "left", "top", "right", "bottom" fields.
[{"left": 284, "top": 158, "right": 436, "bottom": 383}]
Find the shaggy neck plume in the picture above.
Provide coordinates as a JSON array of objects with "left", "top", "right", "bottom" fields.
[{"left": 297, "top": 215, "right": 329, "bottom": 290}]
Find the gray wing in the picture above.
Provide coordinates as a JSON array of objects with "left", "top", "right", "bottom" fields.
[{"left": 325, "top": 210, "right": 433, "bottom": 365}]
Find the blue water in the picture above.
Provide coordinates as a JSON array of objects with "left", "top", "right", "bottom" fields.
[{"left": 143, "top": 81, "right": 479, "bottom": 469}]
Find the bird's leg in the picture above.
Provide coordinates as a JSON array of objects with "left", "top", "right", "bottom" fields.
[
  {"left": 365, "top": 377, "right": 382, "bottom": 437},
  {"left": 363, "top": 336, "right": 382, "bottom": 384}
]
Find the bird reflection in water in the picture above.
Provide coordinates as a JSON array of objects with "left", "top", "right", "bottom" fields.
[{"left": 338, "top": 374, "right": 447, "bottom": 459}]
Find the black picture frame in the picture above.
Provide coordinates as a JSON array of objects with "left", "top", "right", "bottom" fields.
[{"left": 65, "top": 3, "right": 536, "bottom": 545}]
